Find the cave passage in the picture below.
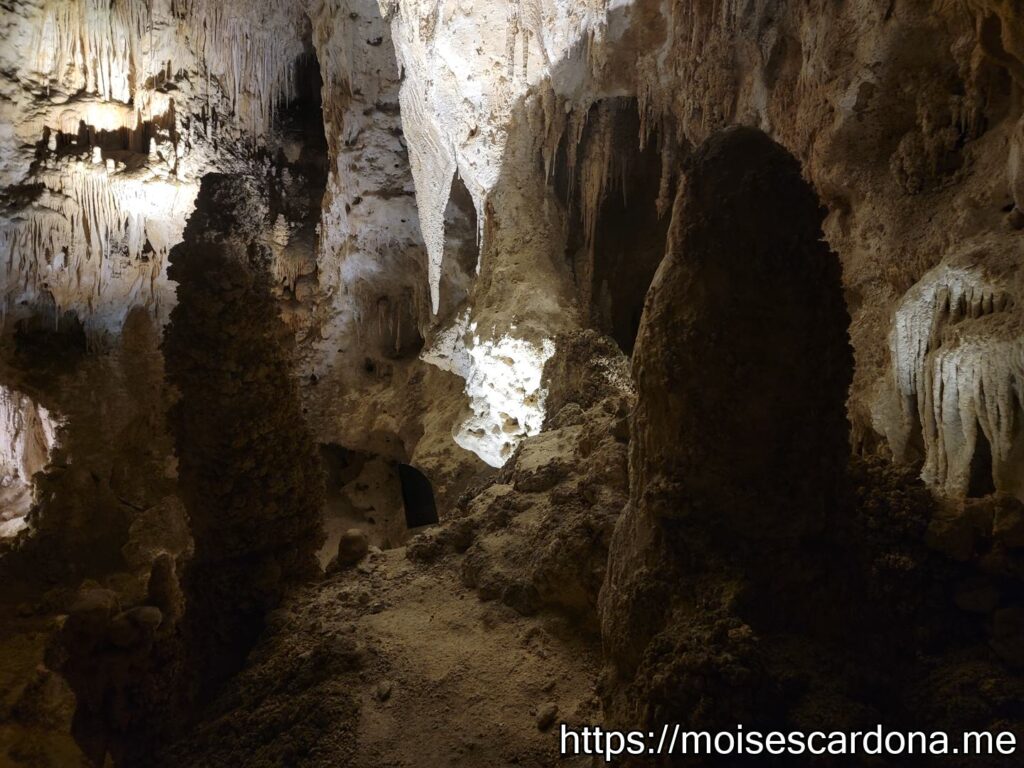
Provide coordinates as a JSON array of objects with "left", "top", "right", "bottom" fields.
[
  {"left": 967, "top": 427, "right": 997, "bottom": 498},
  {"left": 560, "top": 98, "right": 672, "bottom": 355},
  {"left": 398, "top": 464, "right": 439, "bottom": 529}
]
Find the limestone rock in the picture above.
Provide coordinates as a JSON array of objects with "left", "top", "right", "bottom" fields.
[{"left": 336, "top": 529, "right": 371, "bottom": 568}]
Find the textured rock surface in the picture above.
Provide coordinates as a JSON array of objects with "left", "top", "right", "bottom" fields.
[
  {"left": 600, "top": 125, "right": 853, "bottom": 735},
  {"left": 444, "top": 330, "right": 634, "bottom": 621},
  {"left": 1, "top": 1, "right": 1024, "bottom": 765},
  {"left": 380, "top": 0, "right": 1024, "bottom": 499},
  {"left": 0, "top": 384, "right": 57, "bottom": 537},
  {"left": 599, "top": 127, "right": 1024, "bottom": 765},
  {"left": 163, "top": 173, "right": 326, "bottom": 692}
]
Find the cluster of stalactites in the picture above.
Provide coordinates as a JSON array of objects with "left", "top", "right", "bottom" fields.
[
  {"left": 382, "top": 0, "right": 624, "bottom": 315},
  {"left": 0, "top": 161, "right": 197, "bottom": 331},
  {"left": 187, "top": 0, "right": 308, "bottom": 137},
  {"left": 27, "top": 0, "right": 305, "bottom": 137},
  {"left": 527, "top": 90, "right": 676, "bottom": 257},
  {"left": 31, "top": 0, "right": 153, "bottom": 104},
  {"left": 3, "top": 0, "right": 309, "bottom": 332},
  {"left": 891, "top": 263, "right": 1024, "bottom": 498}
]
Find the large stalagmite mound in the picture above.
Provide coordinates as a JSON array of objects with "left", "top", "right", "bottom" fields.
[
  {"left": 601, "top": 125, "right": 853, "bottom": 736},
  {"left": 599, "top": 126, "right": 1024, "bottom": 767},
  {"left": 163, "top": 173, "right": 326, "bottom": 693}
]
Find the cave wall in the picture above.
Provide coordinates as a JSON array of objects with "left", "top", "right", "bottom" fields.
[
  {"left": 301, "top": 0, "right": 486, "bottom": 506},
  {"left": 0, "top": 2, "right": 1023, "bottom": 761},
  {"left": 0, "top": 0, "right": 313, "bottom": 336},
  {"left": 380, "top": 0, "right": 1024, "bottom": 500}
]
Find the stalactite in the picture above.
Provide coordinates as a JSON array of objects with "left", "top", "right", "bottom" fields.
[
  {"left": 32, "top": 0, "right": 152, "bottom": 103},
  {"left": 397, "top": 70, "right": 456, "bottom": 315},
  {"left": 891, "top": 263, "right": 1024, "bottom": 498},
  {"left": 0, "top": 385, "right": 60, "bottom": 538},
  {"left": 3, "top": 0, "right": 308, "bottom": 334},
  {"left": 1, "top": 161, "right": 198, "bottom": 333},
  {"left": 185, "top": 0, "right": 305, "bottom": 138}
]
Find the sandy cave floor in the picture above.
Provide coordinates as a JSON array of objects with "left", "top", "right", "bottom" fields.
[
  {"left": 346, "top": 549, "right": 599, "bottom": 767},
  {"left": 165, "top": 544, "right": 602, "bottom": 768}
]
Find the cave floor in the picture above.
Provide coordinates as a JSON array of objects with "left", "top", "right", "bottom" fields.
[
  {"left": 345, "top": 549, "right": 598, "bottom": 767},
  {"left": 166, "top": 545, "right": 600, "bottom": 767}
]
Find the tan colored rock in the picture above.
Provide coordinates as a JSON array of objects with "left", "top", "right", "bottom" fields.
[{"left": 336, "top": 529, "right": 371, "bottom": 568}]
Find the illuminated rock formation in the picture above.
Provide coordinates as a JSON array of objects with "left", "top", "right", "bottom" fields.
[{"left": 0, "top": 384, "right": 58, "bottom": 537}]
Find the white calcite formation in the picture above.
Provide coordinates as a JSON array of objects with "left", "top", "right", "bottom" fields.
[
  {"left": 1, "top": 0, "right": 307, "bottom": 335},
  {"left": 422, "top": 310, "right": 555, "bottom": 467},
  {"left": 889, "top": 261, "right": 1024, "bottom": 499},
  {"left": 0, "top": 385, "right": 58, "bottom": 537},
  {"left": 369, "top": 0, "right": 619, "bottom": 466}
]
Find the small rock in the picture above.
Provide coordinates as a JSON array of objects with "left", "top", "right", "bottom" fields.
[
  {"left": 1008, "top": 207, "right": 1024, "bottom": 230},
  {"left": 337, "top": 529, "right": 370, "bottom": 567},
  {"left": 375, "top": 680, "right": 393, "bottom": 702},
  {"left": 446, "top": 519, "right": 476, "bottom": 553},
  {"left": 953, "top": 578, "right": 999, "bottom": 613},
  {"left": 126, "top": 605, "right": 164, "bottom": 630},
  {"left": 333, "top": 636, "right": 368, "bottom": 670},
  {"left": 67, "top": 588, "right": 120, "bottom": 638},
  {"left": 406, "top": 531, "right": 445, "bottom": 563},
  {"left": 536, "top": 702, "right": 559, "bottom": 731},
  {"left": 107, "top": 612, "right": 141, "bottom": 648}
]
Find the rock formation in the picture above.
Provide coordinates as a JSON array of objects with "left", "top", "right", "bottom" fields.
[
  {"left": 600, "top": 124, "right": 853, "bottom": 741},
  {"left": 1, "top": 1, "right": 1023, "bottom": 766},
  {"left": 163, "top": 173, "right": 326, "bottom": 692}
]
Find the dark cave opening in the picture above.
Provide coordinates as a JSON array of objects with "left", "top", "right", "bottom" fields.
[
  {"left": 398, "top": 464, "right": 439, "bottom": 529},
  {"left": 275, "top": 46, "right": 329, "bottom": 194},
  {"left": 13, "top": 301, "right": 88, "bottom": 367},
  {"left": 559, "top": 98, "right": 673, "bottom": 355},
  {"left": 318, "top": 444, "right": 416, "bottom": 556},
  {"left": 967, "top": 427, "right": 997, "bottom": 498},
  {"left": 267, "top": 43, "right": 328, "bottom": 238}
]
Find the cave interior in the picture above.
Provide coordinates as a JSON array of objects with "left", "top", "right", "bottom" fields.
[{"left": 1, "top": 1, "right": 1024, "bottom": 767}]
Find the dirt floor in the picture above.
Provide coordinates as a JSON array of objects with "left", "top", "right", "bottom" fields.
[{"left": 158, "top": 543, "right": 601, "bottom": 768}]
